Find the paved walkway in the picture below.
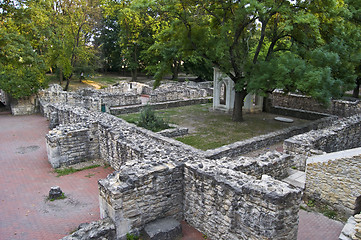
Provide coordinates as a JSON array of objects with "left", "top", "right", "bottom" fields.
[
  {"left": 0, "top": 113, "right": 344, "bottom": 240},
  {"left": 0, "top": 114, "right": 114, "bottom": 239}
]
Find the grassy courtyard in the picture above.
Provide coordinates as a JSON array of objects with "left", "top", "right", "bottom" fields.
[{"left": 119, "top": 104, "right": 310, "bottom": 150}]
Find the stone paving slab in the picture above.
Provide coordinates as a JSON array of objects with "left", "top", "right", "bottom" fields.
[
  {"left": 283, "top": 168, "right": 306, "bottom": 189},
  {"left": 307, "top": 147, "right": 361, "bottom": 164}
]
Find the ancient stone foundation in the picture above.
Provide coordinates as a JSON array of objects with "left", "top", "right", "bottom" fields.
[
  {"left": 272, "top": 90, "right": 361, "bottom": 117},
  {"left": 282, "top": 114, "right": 361, "bottom": 218},
  {"left": 44, "top": 103, "right": 302, "bottom": 240},
  {"left": 306, "top": 149, "right": 361, "bottom": 218},
  {"left": 284, "top": 114, "right": 361, "bottom": 155}
]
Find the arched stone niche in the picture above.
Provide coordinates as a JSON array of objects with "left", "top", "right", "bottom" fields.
[{"left": 213, "top": 68, "right": 263, "bottom": 113}]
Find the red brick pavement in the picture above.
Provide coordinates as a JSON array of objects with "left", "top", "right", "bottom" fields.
[
  {"left": 297, "top": 209, "right": 344, "bottom": 240},
  {"left": 0, "top": 114, "right": 114, "bottom": 240},
  {"left": 0, "top": 113, "right": 345, "bottom": 240}
]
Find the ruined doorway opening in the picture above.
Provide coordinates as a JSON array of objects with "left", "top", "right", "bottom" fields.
[
  {"left": 355, "top": 196, "right": 361, "bottom": 215},
  {"left": 220, "top": 82, "right": 227, "bottom": 105}
]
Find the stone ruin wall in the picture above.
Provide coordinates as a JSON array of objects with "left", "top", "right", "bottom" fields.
[
  {"left": 272, "top": 90, "right": 361, "bottom": 117},
  {"left": 40, "top": 81, "right": 212, "bottom": 117},
  {"left": 205, "top": 111, "right": 337, "bottom": 161},
  {"left": 220, "top": 152, "right": 292, "bottom": 180},
  {"left": 43, "top": 103, "right": 302, "bottom": 240},
  {"left": 110, "top": 98, "right": 211, "bottom": 115},
  {"left": 98, "top": 162, "right": 185, "bottom": 238},
  {"left": 282, "top": 114, "right": 361, "bottom": 218},
  {"left": 46, "top": 122, "right": 100, "bottom": 168},
  {"left": 40, "top": 84, "right": 141, "bottom": 114},
  {"left": 306, "top": 152, "right": 361, "bottom": 217},
  {"left": 0, "top": 89, "right": 10, "bottom": 106},
  {"left": 183, "top": 161, "right": 301, "bottom": 240},
  {"left": 284, "top": 114, "right": 361, "bottom": 155}
]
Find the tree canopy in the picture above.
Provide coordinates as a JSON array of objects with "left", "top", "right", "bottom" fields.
[{"left": 1, "top": 0, "right": 360, "bottom": 113}]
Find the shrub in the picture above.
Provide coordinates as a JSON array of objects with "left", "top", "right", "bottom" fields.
[{"left": 137, "top": 105, "right": 169, "bottom": 132}]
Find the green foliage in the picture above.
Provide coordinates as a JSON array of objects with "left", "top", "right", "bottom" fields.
[
  {"left": 149, "top": 0, "right": 361, "bottom": 120},
  {"left": 137, "top": 105, "right": 170, "bottom": 132},
  {"left": 0, "top": 13, "right": 47, "bottom": 98},
  {"left": 322, "top": 207, "right": 337, "bottom": 219},
  {"left": 307, "top": 200, "right": 315, "bottom": 208},
  {"left": 48, "top": 192, "right": 66, "bottom": 201},
  {"left": 126, "top": 233, "right": 139, "bottom": 240},
  {"left": 54, "top": 164, "right": 100, "bottom": 177}
]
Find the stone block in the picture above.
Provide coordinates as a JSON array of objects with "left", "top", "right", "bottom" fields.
[{"left": 143, "top": 217, "right": 182, "bottom": 240}]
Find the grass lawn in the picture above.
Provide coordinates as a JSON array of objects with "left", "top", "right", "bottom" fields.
[{"left": 118, "top": 103, "right": 310, "bottom": 150}]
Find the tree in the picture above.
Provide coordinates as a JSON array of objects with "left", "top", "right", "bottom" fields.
[
  {"left": 345, "top": 0, "right": 361, "bottom": 98},
  {"left": 154, "top": 0, "right": 360, "bottom": 121},
  {"left": 47, "top": 0, "right": 101, "bottom": 90},
  {"left": 102, "top": 0, "right": 158, "bottom": 81},
  {"left": 0, "top": 2, "right": 47, "bottom": 99}
]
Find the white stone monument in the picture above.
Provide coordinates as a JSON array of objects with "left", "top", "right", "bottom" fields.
[{"left": 213, "top": 68, "right": 263, "bottom": 113}]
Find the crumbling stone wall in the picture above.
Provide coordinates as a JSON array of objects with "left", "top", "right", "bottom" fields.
[
  {"left": 284, "top": 114, "right": 361, "bottom": 155},
  {"left": 110, "top": 98, "right": 211, "bottom": 115},
  {"left": 272, "top": 90, "right": 361, "bottom": 117},
  {"left": 205, "top": 115, "right": 336, "bottom": 160},
  {"left": 0, "top": 89, "right": 10, "bottom": 106},
  {"left": 183, "top": 161, "right": 301, "bottom": 240},
  {"left": 306, "top": 150, "right": 361, "bottom": 217},
  {"left": 8, "top": 94, "right": 40, "bottom": 115},
  {"left": 98, "top": 161, "right": 184, "bottom": 239},
  {"left": 219, "top": 151, "right": 291, "bottom": 180},
  {"left": 40, "top": 81, "right": 211, "bottom": 116},
  {"left": 148, "top": 82, "right": 209, "bottom": 103},
  {"left": 44, "top": 103, "right": 302, "bottom": 240},
  {"left": 46, "top": 122, "right": 100, "bottom": 168}
]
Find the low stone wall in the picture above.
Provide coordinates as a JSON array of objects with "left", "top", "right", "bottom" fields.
[
  {"left": 10, "top": 95, "right": 40, "bottom": 115},
  {"left": 270, "top": 106, "right": 331, "bottom": 120},
  {"left": 110, "top": 98, "right": 211, "bottom": 115},
  {"left": 305, "top": 149, "right": 361, "bottom": 217},
  {"left": 272, "top": 90, "right": 361, "bottom": 117},
  {"left": 0, "top": 89, "right": 10, "bottom": 106},
  {"left": 39, "top": 84, "right": 141, "bottom": 114},
  {"left": 46, "top": 122, "right": 100, "bottom": 168},
  {"left": 98, "top": 161, "right": 184, "bottom": 239},
  {"left": 183, "top": 161, "right": 301, "bottom": 240},
  {"left": 219, "top": 151, "right": 291, "bottom": 180},
  {"left": 205, "top": 115, "right": 336, "bottom": 159},
  {"left": 284, "top": 114, "right": 361, "bottom": 155},
  {"left": 44, "top": 103, "right": 302, "bottom": 240},
  {"left": 44, "top": 103, "right": 203, "bottom": 170},
  {"left": 158, "top": 124, "right": 188, "bottom": 138}
]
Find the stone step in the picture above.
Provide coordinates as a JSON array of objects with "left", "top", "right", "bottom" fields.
[
  {"left": 282, "top": 168, "right": 306, "bottom": 189},
  {"left": 143, "top": 217, "right": 182, "bottom": 240}
]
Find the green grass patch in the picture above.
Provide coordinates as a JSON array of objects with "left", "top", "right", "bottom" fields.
[
  {"left": 48, "top": 192, "right": 67, "bottom": 201},
  {"left": 54, "top": 164, "right": 100, "bottom": 177},
  {"left": 126, "top": 233, "right": 140, "bottom": 240},
  {"left": 118, "top": 103, "right": 310, "bottom": 150}
]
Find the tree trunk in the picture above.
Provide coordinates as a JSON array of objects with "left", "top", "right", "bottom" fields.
[
  {"left": 59, "top": 68, "right": 63, "bottom": 85},
  {"left": 353, "top": 77, "right": 360, "bottom": 98},
  {"left": 172, "top": 60, "right": 179, "bottom": 80},
  {"left": 131, "top": 69, "right": 137, "bottom": 82},
  {"left": 63, "top": 74, "right": 72, "bottom": 91},
  {"left": 232, "top": 90, "right": 247, "bottom": 122},
  {"left": 262, "top": 93, "right": 273, "bottom": 112}
]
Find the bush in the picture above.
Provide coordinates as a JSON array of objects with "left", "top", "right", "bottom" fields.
[{"left": 137, "top": 105, "right": 169, "bottom": 132}]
